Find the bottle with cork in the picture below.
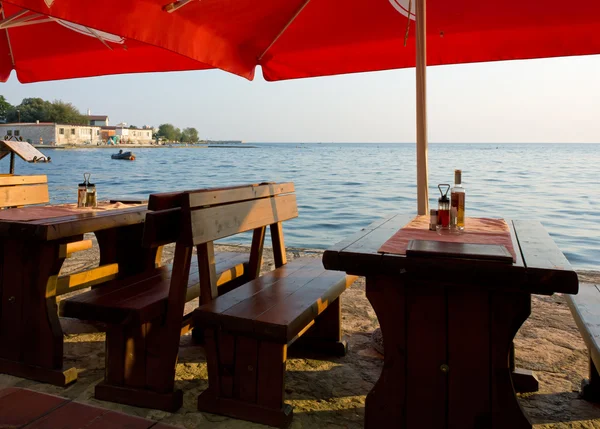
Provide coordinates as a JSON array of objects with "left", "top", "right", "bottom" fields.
[{"left": 451, "top": 169, "right": 466, "bottom": 231}]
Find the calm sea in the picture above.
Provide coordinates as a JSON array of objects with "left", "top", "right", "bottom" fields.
[{"left": 9, "top": 143, "right": 599, "bottom": 271}]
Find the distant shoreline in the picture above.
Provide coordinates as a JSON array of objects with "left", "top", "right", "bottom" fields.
[{"left": 34, "top": 144, "right": 257, "bottom": 149}]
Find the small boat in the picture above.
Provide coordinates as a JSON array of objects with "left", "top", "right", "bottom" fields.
[{"left": 111, "top": 150, "right": 135, "bottom": 160}]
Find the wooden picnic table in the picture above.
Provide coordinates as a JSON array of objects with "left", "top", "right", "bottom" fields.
[
  {"left": 0, "top": 202, "right": 159, "bottom": 386},
  {"left": 322, "top": 214, "right": 579, "bottom": 429}
]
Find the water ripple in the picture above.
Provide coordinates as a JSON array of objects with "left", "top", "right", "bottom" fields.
[{"left": 10, "top": 143, "right": 600, "bottom": 270}]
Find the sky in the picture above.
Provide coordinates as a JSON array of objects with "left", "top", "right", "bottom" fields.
[{"left": 1, "top": 54, "right": 599, "bottom": 143}]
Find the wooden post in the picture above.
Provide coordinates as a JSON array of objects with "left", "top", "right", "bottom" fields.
[
  {"left": 416, "top": 0, "right": 429, "bottom": 215},
  {"left": 9, "top": 152, "right": 15, "bottom": 175}
]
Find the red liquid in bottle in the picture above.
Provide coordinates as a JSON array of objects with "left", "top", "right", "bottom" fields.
[{"left": 439, "top": 209, "right": 450, "bottom": 227}]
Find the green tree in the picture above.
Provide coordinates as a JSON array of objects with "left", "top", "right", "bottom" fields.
[
  {"left": 5, "top": 98, "right": 87, "bottom": 124},
  {"left": 0, "top": 95, "right": 13, "bottom": 122},
  {"left": 6, "top": 97, "right": 51, "bottom": 122},
  {"left": 46, "top": 100, "right": 88, "bottom": 125},
  {"left": 181, "top": 127, "right": 199, "bottom": 143},
  {"left": 158, "top": 123, "right": 181, "bottom": 142}
]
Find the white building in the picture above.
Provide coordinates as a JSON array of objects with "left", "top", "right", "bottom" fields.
[
  {"left": 87, "top": 111, "right": 109, "bottom": 127},
  {"left": 0, "top": 122, "right": 101, "bottom": 146},
  {"left": 114, "top": 124, "right": 153, "bottom": 144}
]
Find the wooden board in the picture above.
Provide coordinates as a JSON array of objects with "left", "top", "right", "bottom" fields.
[
  {"left": 512, "top": 220, "right": 578, "bottom": 294},
  {"left": 0, "top": 205, "right": 147, "bottom": 240},
  {"left": 322, "top": 214, "right": 413, "bottom": 276},
  {"left": 0, "top": 140, "right": 49, "bottom": 162},
  {"left": 189, "top": 182, "right": 294, "bottom": 208},
  {"left": 405, "top": 286, "right": 447, "bottom": 428},
  {"left": 190, "top": 194, "right": 298, "bottom": 246},
  {"left": 406, "top": 239, "right": 513, "bottom": 263},
  {"left": 0, "top": 183, "right": 49, "bottom": 207},
  {"left": 148, "top": 182, "right": 294, "bottom": 211},
  {"left": 195, "top": 257, "right": 351, "bottom": 342},
  {"left": 60, "top": 252, "right": 248, "bottom": 324},
  {"left": 0, "top": 175, "right": 47, "bottom": 186},
  {"left": 565, "top": 283, "right": 600, "bottom": 374}
]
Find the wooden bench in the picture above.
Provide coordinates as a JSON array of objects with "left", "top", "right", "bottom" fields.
[
  {"left": 565, "top": 283, "right": 600, "bottom": 400},
  {"left": 191, "top": 183, "right": 357, "bottom": 428},
  {"left": 58, "top": 186, "right": 255, "bottom": 411}
]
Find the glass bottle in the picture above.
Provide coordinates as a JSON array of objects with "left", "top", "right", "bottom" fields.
[
  {"left": 437, "top": 184, "right": 450, "bottom": 229},
  {"left": 77, "top": 179, "right": 87, "bottom": 208},
  {"left": 85, "top": 174, "right": 97, "bottom": 208},
  {"left": 451, "top": 169, "right": 466, "bottom": 231}
]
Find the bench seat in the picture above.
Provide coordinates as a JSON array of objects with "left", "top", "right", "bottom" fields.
[
  {"left": 60, "top": 252, "right": 248, "bottom": 324},
  {"left": 195, "top": 257, "right": 357, "bottom": 428},
  {"left": 565, "top": 282, "right": 600, "bottom": 400},
  {"left": 196, "top": 257, "right": 354, "bottom": 343}
]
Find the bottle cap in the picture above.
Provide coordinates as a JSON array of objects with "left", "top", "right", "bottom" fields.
[
  {"left": 430, "top": 209, "right": 438, "bottom": 215},
  {"left": 438, "top": 184, "right": 450, "bottom": 202},
  {"left": 454, "top": 169, "right": 462, "bottom": 185}
]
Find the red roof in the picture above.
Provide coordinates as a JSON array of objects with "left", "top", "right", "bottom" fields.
[{"left": 87, "top": 115, "right": 108, "bottom": 121}]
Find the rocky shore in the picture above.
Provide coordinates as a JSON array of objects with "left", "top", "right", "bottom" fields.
[{"left": 1, "top": 239, "right": 599, "bottom": 428}]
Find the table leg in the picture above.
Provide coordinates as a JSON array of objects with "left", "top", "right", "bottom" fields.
[
  {"left": 365, "top": 275, "right": 532, "bottom": 429},
  {"left": 0, "top": 239, "right": 77, "bottom": 386},
  {"left": 95, "top": 223, "right": 161, "bottom": 278},
  {"left": 364, "top": 275, "right": 409, "bottom": 428},
  {"left": 510, "top": 342, "right": 540, "bottom": 393}
]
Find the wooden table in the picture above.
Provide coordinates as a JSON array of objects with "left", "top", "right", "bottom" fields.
[
  {"left": 0, "top": 387, "right": 178, "bottom": 428},
  {"left": 0, "top": 203, "right": 159, "bottom": 386},
  {"left": 322, "top": 214, "right": 579, "bottom": 429}
]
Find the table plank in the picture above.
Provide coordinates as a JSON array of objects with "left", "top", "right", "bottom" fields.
[
  {"left": 512, "top": 220, "right": 578, "bottom": 294},
  {"left": 323, "top": 214, "right": 413, "bottom": 275},
  {"left": 0, "top": 206, "right": 147, "bottom": 240}
]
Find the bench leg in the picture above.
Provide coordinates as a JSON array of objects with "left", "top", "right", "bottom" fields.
[
  {"left": 198, "top": 329, "right": 293, "bottom": 428},
  {"left": 96, "top": 320, "right": 183, "bottom": 412},
  {"left": 292, "top": 297, "right": 347, "bottom": 357},
  {"left": 581, "top": 354, "right": 600, "bottom": 401}
]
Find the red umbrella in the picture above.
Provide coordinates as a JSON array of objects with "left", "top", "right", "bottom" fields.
[
  {"left": 0, "top": 1, "right": 213, "bottom": 83},
  {"left": 7, "top": 0, "right": 600, "bottom": 212},
  {"left": 7, "top": 0, "right": 600, "bottom": 81}
]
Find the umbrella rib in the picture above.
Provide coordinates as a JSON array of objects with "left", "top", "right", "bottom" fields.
[
  {"left": 86, "top": 26, "right": 113, "bottom": 50},
  {"left": 257, "top": 0, "right": 311, "bottom": 62},
  {"left": 163, "top": 0, "right": 196, "bottom": 13},
  {"left": 0, "top": 9, "right": 28, "bottom": 28},
  {"left": 0, "top": 5, "right": 15, "bottom": 67},
  {"left": 0, "top": 15, "right": 52, "bottom": 30}
]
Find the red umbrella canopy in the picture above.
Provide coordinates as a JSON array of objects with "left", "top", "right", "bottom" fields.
[
  {"left": 0, "top": 1, "right": 213, "bottom": 83},
  {"left": 5, "top": 0, "right": 600, "bottom": 81}
]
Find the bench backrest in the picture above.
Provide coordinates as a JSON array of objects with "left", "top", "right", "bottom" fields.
[
  {"left": 0, "top": 175, "right": 49, "bottom": 208},
  {"left": 185, "top": 182, "right": 297, "bottom": 245},
  {"left": 147, "top": 182, "right": 298, "bottom": 381}
]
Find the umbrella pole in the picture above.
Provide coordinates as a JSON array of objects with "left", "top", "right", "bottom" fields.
[{"left": 415, "top": 0, "right": 429, "bottom": 215}]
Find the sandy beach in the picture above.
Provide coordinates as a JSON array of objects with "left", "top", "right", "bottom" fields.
[{"left": 1, "top": 237, "right": 598, "bottom": 428}]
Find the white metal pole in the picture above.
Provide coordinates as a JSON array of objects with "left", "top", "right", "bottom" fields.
[{"left": 415, "top": 0, "right": 429, "bottom": 215}]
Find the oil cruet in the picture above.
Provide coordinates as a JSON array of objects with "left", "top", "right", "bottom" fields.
[
  {"left": 437, "top": 184, "right": 451, "bottom": 229},
  {"left": 77, "top": 173, "right": 97, "bottom": 208},
  {"left": 77, "top": 174, "right": 88, "bottom": 208}
]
